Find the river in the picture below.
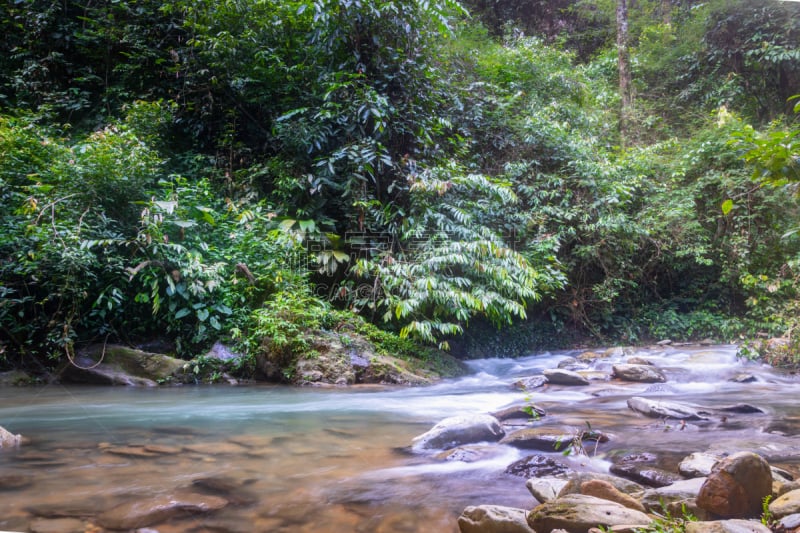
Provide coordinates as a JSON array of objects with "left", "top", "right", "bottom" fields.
[{"left": 1, "top": 344, "right": 799, "bottom": 532}]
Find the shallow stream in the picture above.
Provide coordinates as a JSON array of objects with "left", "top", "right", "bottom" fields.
[{"left": 2, "top": 344, "right": 800, "bottom": 532}]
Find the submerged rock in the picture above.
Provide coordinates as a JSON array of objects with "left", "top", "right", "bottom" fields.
[
  {"left": 458, "top": 505, "right": 534, "bottom": 533},
  {"left": 528, "top": 494, "right": 652, "bottom": 533},
  {"left": 411, "top": 414, "right": 504, "bottom": 451},
  {"left": 697, "top": 451, "right": 772, "bottom": 519},
  {"left": 96, "top": 493, "right": 228, "bottom": 530}
]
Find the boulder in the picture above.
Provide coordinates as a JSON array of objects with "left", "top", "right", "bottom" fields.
[
  {"left": 612, "top": 364, "right": 666, "bottom": 383},
  {"left": 96, "top": 493, "right": 228, "bottom": 530},
  {"left": 527, "top": 494, "right": 652, "bottom": 533},
  {"left": 543, "top": 368, "right": 589, "bottom": 386},
  {"left": 505, "top": 454, "right": 571, "bottom": 478},
  {"left": 0, "top": 370, "right": 34, "bottom": 386},
  {"left": 769, "top": 488, "right": 800, "bottom": 519},
  {"left": 627, "top": 397, "right": 709, "bottom": 420},
  {"left": 640, "top": 477, "right": 707, "bottom": 511},
  {"left": 684, "top": 520, "right": 772, "bottom": 532},
  {"left": 411, "top": 414, "right": 504, "bottom": 451},
  {"left": 527, "top": 477, "right": 570, "bottom": 504},
  {"left": 59, "top": 344, "right": 185, "bottom": 386},
  {"left": 579, "top": 479, "right": 646, "bottom": 512},
  {"left": 679, "top": 452, "right": 723, "bottom": 478},
  {"left": 458, "top": 505, "right": 535, "bottom": 533},
  {"left": 697, "top": 451, "right": 772, "bottom": 518},
  {"left": 0, "top": 425, "right": 22, "bottom": 448},
  {"left": 491, "top": 403, "right": 545, "bottom": 422}
]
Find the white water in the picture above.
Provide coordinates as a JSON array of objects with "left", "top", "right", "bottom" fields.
[{"left": 1, "top": 344, "right": 799, "bottom": 532}]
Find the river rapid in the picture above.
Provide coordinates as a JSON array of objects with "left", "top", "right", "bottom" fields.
[{"left": 2, "top": 344, "right": 800, "bottom": 532}]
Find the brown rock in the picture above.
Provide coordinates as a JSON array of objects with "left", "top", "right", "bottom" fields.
[
  {"left": 697, "top": 451, "right": 772, "bottom": 518},
  {"left": 96, "top": 493, "right": 228, "bottom": 530},
  {"left": 580, "top": 479, "right": 646, "bottom": 512}
]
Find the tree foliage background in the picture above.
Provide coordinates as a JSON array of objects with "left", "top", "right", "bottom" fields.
[{"left": 1, "top": 0, "right": 799, "bottom": 371}]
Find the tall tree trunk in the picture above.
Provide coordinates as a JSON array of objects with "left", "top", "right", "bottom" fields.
[{"left": 617, "top": 0, "right": 632, "bottom": 145}]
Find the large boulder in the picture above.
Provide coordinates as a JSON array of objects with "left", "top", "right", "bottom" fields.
[
  {"left": 59, "top": 344, "right": 185, "bottom": 386},
  {"left": 527, "top": 494, "right": 652, "bottom": 533},
  {"left": 612, "top": 364, "right": 666, "bottom": 383},
  {"left": 697, "top": 452, "right": 772, "bottom": 518},
  {"left": 411, "top": 414, "right": 505, "bottom": 451},
  {"left": 458, "top": 505, "right": 535, "bottom": 533},
  {"left": 500, "top": 427, "right": 577, "bottom": 452}
]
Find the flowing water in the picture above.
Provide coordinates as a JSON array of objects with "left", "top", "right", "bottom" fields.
[{"left": 2, "top": 344, "right": 800, "bottom": 532}]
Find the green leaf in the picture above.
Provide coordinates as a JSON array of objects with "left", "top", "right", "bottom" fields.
[
  {"left": 174, "top": 308, "right": 191, "bottom": 319},
  {"left": 196, "top": 308, "right": 209, "bottom": 322},
  {"left": 721, "top": 199, "right": 733, "bottom": 215}
]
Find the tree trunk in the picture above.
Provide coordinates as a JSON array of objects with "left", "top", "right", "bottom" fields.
[{"left": 617, "top": 0, "right": 632, "bottom": 145}]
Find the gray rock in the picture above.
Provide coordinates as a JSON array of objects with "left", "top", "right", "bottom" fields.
[
  {"left": 679, "top": 452, "right": 723, "bottom": 478},
  {"left": 97, "top": 493, "right": 228, "bottom": 530},
  {"left": 557, "top": 357, "right": 580, "bottom": 369},
  {"left": 778, "top": 513, "right": 800, "bottom": 529},
  {"left": 500, "top": 427, "right": 576, "bottom": 452},
  {"left": 697, "top": 451, "right": 772, "bottom": 518},
  {"left": 458, "top": 505, "right": 535, "bottom": 533},
  {"left": 613, "top": 364, "right": 666, "bottom": 383},
  {"left": 626, "top": 357, "right": 655, "bottom": 365},
  {"left": 627, "top": 397, "right": 709, "bottom": 420},
  {"left": 0, "top": 425, "right": 22, "bottom": 448},
  {"left": 610, "top": 462, "right": 683, "bottom": 487},
  {"left": 512, "top": 376, "right": 548, "bottom": 391},
  {"left": 729, "top": 373, "right": 757, "bottom": 383},
  {"left": 684, "top": 519, "right": 772, "bottom": 532},
  {"left": 526, "top": 477, "right": 570, "bottom": 503},
  {"left": 412, "top": 414, "right": 505, "bottom": 451},
  {"left": 542, "top": 368, "right": 589, "bottom": 386},
  {"left": 205, "top": 342, "right": 241, "bottom": 361},
  {"left": 0, "top": 370, "right": 34, "bottom": 386},
  {"left": 491, "top": 403, "right": 545, "bottom": 421},
  {"left": 505, "top": 454, "right": 571, "bottom": 478},
  {"left": 640, "top": 477, "right": 707, "bottom": 511},
  {"left": 527, "top": 494, "right": 652, "bottom": 533}
]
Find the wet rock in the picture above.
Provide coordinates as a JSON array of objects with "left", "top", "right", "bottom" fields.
[
  {"left": 769, "top": 488, "right": 800, "bottom": 519},
  {"left": 612, "top": 364, "right": 666, "bottom": 383},
  {"left": 626, "top": 357, "right": 654, "bottom": 366},
  {"left": 679, "top": 452, "right": 723, "bottom": 478},
  {"left": 104, "top": 446, "right": 161, "bottom": 458},
  {"left": 716, "top": 404, "right": 764, "bottom": 414},
  {"left": 491, "top": 403, "right": 545, "bottom": 422},
  {"left": 627, "top": 397, "right": 709, "bottom": 420},
  {"left": 526, "top": 477, "right": 570, "bottom": 503},
  {"left": 0, "top": 425, "right": 22, "bottom": 448},
  {"left": 558, "top": 473, "right": 644, "bottom": 497},
  {"left": 499, "top": 427, "right": 576, "bottom": 452},
  {"left": 557, "top": 357, "right": 580, "bottom": 369},
  {"left": 458, "top": 505, "right": 534, "bottom": 533},
  {"left": 642, "top": 383, "right": 678, "bottom": 394},
  {"left": 610, "top": 462, "right": 683, "bottom": 487},
  {"left": 730, "top": 373, "right": 757, "bottom": 383},
  {"left": 435, "top": 445, "right": 503, "bottom": 463},
  {"left": 96, "top": 493, "right": 228, "bottom": 530},
  {"left": 0, "top": 473, "right": 33, "bottom": 490},
  {"left": 580, "top": 479, "right": 646, "bottom": 512},
  {"left": 411, "top": 414, "right": 505, "bottom": 451},
  {"left": 505, "top": 454, "right": 571, "bottom": 478},
  {"left": 542, "top": 369, "right": 589, "bottom": 386},
  {"left": 640, "top": 477, "right": 707, "bottom": 511},
  {"left": 684, "top": 519, "right": 772, "bottom": 532},
  {"left": 697, "top": 451, "right": 772, "bottom": 518},
  {"left": 576, "top": 351, "right": 606, "bottom": 362},
  {"left": 604, "top": 347, "right": 634, "bottom": 357},
  {"left": 527, "top": 494, "right": 652, "bottom": 533},
  {"left": 28, "top": 518, "right": 87, "bottom": 533},
  {"left": 0, "top": 370, "right": 34, "bottom": 386},
  {"left": 512, "top": 376, "right": 547, "bottom": 391},
  {"left": 142, "top": 444, "right": 182, "bottom": 455},
  {"left": 59, "top": 344, "right": 186, "bottom": 386},
  {"left": 192, "top": 476, "right": 257, "bottom": 505}
]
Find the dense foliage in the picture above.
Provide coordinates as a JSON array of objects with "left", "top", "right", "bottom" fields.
[{"left": 1, "top": 0, "right": 800, "bottom": 372}]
